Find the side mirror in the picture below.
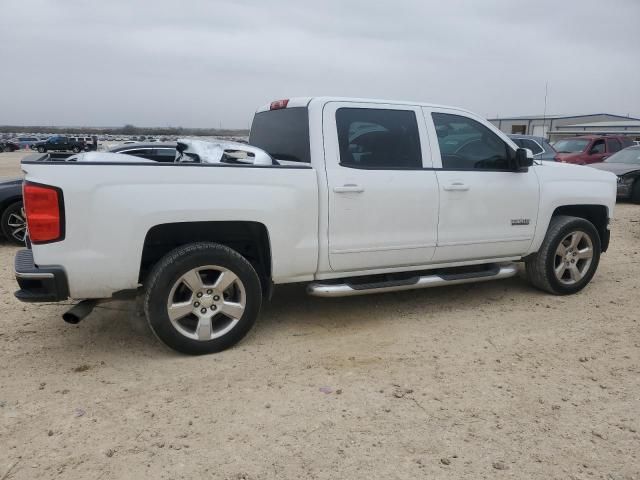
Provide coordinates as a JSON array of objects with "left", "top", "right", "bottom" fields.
[{"left": 514, "top": 148, "right": 534, "bottom": 171}]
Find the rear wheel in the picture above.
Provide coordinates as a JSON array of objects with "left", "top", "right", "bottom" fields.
[
  {"left": 37, "top": 146, "right": 46, "bottom": 153},
  {"left": 1, "top": 201, "right": 27, "bottom": 245},
  {"left": 72, "top": 146, "right": 81, "bottom": 153},
  {"left": 144, "top": 242, "right": 262, "bottom": 355},
  {"left": 526, "top": 215, "right": 600, "bottom": 295}
]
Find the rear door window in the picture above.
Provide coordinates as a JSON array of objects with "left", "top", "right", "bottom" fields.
[
  {"left": 335, "top": 108, "right": 422, "bottom": 169},
  {"left": 153, "top": 148, "right": 177, "bottom": 162},
  {"left": 606, "top": 138, "right": 621, "bottom": 153}
]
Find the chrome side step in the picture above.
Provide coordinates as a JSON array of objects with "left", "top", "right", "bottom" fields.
[{"left": 307, "top": 263, "right": 518, "bottom": 297}]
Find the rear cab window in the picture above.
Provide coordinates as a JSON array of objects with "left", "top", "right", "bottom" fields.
[{"left": 249, "top": 107, "right": 311, "bottom": 164}]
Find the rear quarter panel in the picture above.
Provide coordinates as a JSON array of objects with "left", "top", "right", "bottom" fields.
[{"left": 22, "top": 162, "right": 319, "bottom": 298}]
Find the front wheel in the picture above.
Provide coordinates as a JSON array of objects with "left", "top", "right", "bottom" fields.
[
  {"left": 72, "top": 146, "right": 81, "bottom": 153},
  {"left": 144, "top": 242, "right": 262, "bottom": 355},
  {"left": 526, "top": 215, "right": 601, "bottom": 295},
  {"left": 37, "top": 146, "right": 46, "bottom": 153}
]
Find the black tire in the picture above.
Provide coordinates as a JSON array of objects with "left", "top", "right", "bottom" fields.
[
  {"left": 1, "top": 201, "right": 26, "bottom": 245},
  {"left": 0, "top": 146, "right": 6, "bottom": 153},
  {"left": 526, "top": 215, "right": 601, "bottom": 295},
  {"left": 37, "top": 146, "right": 46, "bottom": 153},
  {"left": 72, "top": 146, "right": 81, "bottom": 153},
  {"left": 143, "top": 242, "right": 262, "bottom": 355},
  {"left": 631, "top": 179, "right": 640, "bottom": 204}
]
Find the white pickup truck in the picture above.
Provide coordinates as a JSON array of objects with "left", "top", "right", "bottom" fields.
[{"left": 15, "top": 97, "right": 617, "bottom": 354}]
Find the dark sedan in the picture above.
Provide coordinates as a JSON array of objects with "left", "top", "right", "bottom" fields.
[
  {"left": 0, "top": 177, "right": 25, "bottom": 243},
  {"left": 0, "top": 140, "right": 20, "bottom": 152},
  {"left": 0, "top": 143, "right": 177, "bottom": 244},
  {"left": 590, "top": 146, "right": 640, "bottom": 203},
  {"left": 107, "top": 142, "right": 177, "bottom": 162}
]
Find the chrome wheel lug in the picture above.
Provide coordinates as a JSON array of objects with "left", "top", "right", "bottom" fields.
[
  {"left": 213, "top": 295, "right": 220, "bottom": 301},
  {"left": 196, "top": 292, "right": 203, "bottom": 298},
  {"left": 194, "top": 301, "right": 200, "bottom": 308},
  {"left": 211, "top": 305, "right": 217, "bottom": 311},
  {"left": 207, "top": 289, "right": 212, "bottom": 294},
  {"left": 200, "top": 308, "right": 207, "bottom": 314}
]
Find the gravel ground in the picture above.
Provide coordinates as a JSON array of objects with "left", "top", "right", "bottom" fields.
[{"left": 0, "top": 151, "right": 639, "bottom": 479}]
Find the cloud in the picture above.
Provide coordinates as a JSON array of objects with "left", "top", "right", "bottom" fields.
[{"left": 0, "top": 0, "right": 638, "bottom": 127}]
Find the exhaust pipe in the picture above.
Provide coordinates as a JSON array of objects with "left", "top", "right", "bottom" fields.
[{"left": 63, "top": 300, "right": 98, "bottom": 324}]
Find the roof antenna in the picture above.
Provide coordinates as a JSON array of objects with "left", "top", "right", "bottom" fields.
[{"left": 542, "top": 81, "right": 549, "bottom": 139}]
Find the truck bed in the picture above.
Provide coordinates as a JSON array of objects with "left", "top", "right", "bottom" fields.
[{"left": 21, "top": 159, "right": 319, "bottom": 298}]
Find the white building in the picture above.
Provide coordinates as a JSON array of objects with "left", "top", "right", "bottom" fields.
[{"left": 489, "top": 113, "right": 640, "bottom": 141}]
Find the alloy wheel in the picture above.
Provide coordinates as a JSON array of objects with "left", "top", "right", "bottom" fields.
[
  {"left": 553, "top": 231, "right": 593, "bottom": 285},
  {"left": 166, "top": 265, "right": 246, "bottom": 341}
]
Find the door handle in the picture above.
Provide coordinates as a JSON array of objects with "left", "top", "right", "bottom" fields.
[
  {"left": 443, "top": 182, "right": 470, "bottom": 191},
  {"left": 333, "top": 184, "right": 364, "bottom": 193}
]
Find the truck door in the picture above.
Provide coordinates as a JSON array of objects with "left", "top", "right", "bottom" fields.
[
  {"left": 322, "top": 102, "right": 439, "bottom": 272},
  {"left": 425, "top": 108, "right": 539, "bottom": 262}
]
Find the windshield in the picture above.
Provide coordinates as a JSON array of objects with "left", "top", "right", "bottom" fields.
[
  {"left": 605, "top": 147, "right": 640, "bottom": 164},
  {"left": 249, "top": 107, "right": 310, "bottom": 163},
  {"left": 554, "top": 139, "right": 589, "bottom": 153}
]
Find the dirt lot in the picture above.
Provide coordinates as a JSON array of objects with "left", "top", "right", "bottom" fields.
[{"left": 0, "top": 151, "right": 639, "bottom": 479}]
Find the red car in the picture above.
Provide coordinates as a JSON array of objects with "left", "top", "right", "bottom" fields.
[{"left": 554, "top": 135, "right": 634, "bottom": 165}]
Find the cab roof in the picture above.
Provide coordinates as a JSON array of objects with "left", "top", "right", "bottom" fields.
[{"left": 255, "top": 97, "right": 475, "bottom": 116}]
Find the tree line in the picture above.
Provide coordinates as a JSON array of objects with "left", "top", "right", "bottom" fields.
[{"left": 0, "top": 124, "right": 248, "bottom": 137}]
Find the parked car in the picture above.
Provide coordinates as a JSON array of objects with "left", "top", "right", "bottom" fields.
[
  {"left": 589, "top": 146, "right": 640, "bottom": 202},
  {"left": 107, "top": 143, "right": 176, "bottom": 162},
  {"left": 0, "top": 178, "right": 25, "bottom": 243},
  {"left": 508, "top": 135, "right": 558, "bottom": 161},
  {"left": 554, "top": 135, "right": 634, "bottom": 165},
  {"left": 13, "top": 97, "right": 616, "bottom": 355},
  {"left": 0, "top": 143, "right": 176, "bottom": 244},
  {"left": 14, "top": 137, "right": 39, "bottom": 149},
  {"left": 0, "top": 140, "right": 20, "bottom": 152},
  {"left": 31, "top": 135, "right": 86, "bottom": 153}
]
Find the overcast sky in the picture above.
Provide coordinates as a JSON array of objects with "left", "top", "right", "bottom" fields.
[{"left": 1, "top": 0, "right": 638, "bottom": 128}]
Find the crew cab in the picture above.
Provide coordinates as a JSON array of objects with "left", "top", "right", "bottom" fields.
[
  {"left": 14, "top": 97, "right": 617, "bottom": 355},
  {"left": 554, "top": 135, "right": 633, "bottom": 165},
  {"left": 31, "top": 135, "right": 89, "bottom": 153}
]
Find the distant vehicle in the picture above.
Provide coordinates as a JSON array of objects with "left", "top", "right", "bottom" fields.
[
  {"left": 0, "top": 140, "right": 20, "bottom": 152},
  {"left": 0, "top": 143, "right": 177, "bottom": 244},
  {"left": 14, "top": 137, "right": 39, "bottom": 149},
  {"left": 589, "top": 146, "right": 640, "bottom": 203},
  {"left": 554, "top": 135, "right": 634, "bottom": 165},
  {"left": 509, "top": 135, "right": 558, "bottom": 161},
  {"left": 0, "top": 177, "right": 25, "bottom": 244},
  {"left": 31, "top": 135, "right": 87, "bottom": 153},
  {"left": 107, "top": 142, "right": 177, "bottom": 162}
]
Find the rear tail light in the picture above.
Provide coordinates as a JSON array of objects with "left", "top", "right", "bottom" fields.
[
  {"left": 23, "top": 182, "right": 65, "bottom": 244},
  {"left": 270, "top": 99, "right": 289, "bottom": 110}
]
